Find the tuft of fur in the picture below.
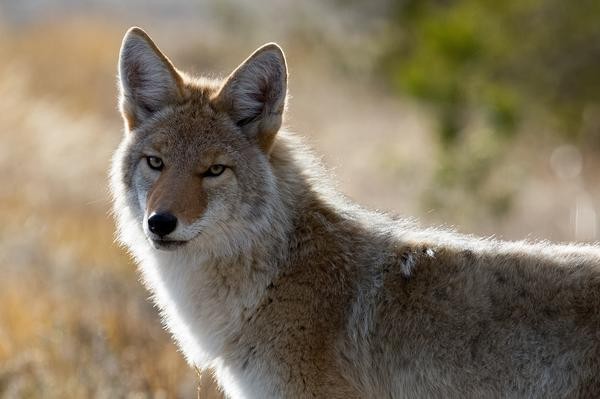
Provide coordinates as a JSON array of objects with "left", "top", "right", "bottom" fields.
[{"left": 110, "top": 27, "right": 600, "bottom": 398}]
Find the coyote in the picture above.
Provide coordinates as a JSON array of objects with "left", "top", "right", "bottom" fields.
[{"left": 110, "top": 27, "right": 600, "bottom": 398}]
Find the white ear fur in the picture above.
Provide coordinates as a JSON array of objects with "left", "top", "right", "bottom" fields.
[
  {"left": 215, "top": 43, "right": 288, "bottom": 149},
  {"left": 118, "top": 27, "right": 183, "bottom": 130}
]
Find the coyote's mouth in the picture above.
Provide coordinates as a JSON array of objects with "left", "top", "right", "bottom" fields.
[{"left": 149, "top": 238, "right": 188, "bottom": 251}]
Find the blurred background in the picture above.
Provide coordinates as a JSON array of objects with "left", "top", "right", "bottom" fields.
[{"left": 0, "top": 0, "right": 599, "bottom": 397}]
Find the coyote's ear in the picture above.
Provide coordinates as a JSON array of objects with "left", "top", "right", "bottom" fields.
[
  {"left": 214, "top": 43, "right": 287, "bottom": 151},
  {"left": 118, "top": 27, "right": 184, "bottom": 130}
]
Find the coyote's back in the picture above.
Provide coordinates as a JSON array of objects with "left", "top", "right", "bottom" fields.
[{"left": 110, "top": 27, "right": 600, "bottom": 398}]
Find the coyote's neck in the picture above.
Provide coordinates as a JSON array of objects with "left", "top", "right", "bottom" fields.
[{"left": 138, "top": 132, "right": 317, "bottom": 368}]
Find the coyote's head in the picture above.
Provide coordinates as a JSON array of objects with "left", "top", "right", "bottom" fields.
[{"left": 111, "top": 27, "right": 288, "bottom": 252}]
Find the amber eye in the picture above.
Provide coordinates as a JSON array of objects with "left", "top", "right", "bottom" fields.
[
  {"left": 146, "top": 156, "right": 164, "bottom": 171},
  {"left": 204, "top": 164, "right": 226, "bottom": 177}
]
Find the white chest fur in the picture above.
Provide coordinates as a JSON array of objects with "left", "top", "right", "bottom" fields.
[{"left": 132, "top": 240, "right": 283, "bottom": 398}]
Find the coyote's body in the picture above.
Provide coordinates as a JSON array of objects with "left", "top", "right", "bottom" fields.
[{"left": 111, "top": 28, "right": 600, "bottom": 398}]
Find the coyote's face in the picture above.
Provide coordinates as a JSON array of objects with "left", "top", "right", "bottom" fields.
[{"left": 112, "top": 28, "right": 287, "bottom": 252}]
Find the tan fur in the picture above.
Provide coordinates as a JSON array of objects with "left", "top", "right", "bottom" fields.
[
  {"left": 118, "top": 27, "right": 187, "bottom": 130},
  {"left": 146, "top": 169, "right": 207, "bottom": 224},
  {"left": 111, "top": 28, "right": 600, "bottom": 398}
]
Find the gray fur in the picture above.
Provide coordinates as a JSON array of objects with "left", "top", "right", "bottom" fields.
[{"left": 111, "top": 28, "right": 600, "bottom": 398}]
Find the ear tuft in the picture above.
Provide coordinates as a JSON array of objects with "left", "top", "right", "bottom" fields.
[
  {"left": 214, "top": 43, "right": 288, "bottom": 151},
  {"left": 118, "top": 27, "right": 183, "bottom": 130}
]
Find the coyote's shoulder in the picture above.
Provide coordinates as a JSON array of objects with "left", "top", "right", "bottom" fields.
[{"left": 111, "top": 27, "right": 600, "bottom": 398}]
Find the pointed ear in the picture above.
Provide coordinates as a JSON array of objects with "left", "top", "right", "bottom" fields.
[
  {"left": 214, "top": 43, "right": 288, "bottom": 151},
  {"left": 118, "top": 27, "right": 184, "bottom": 130}
]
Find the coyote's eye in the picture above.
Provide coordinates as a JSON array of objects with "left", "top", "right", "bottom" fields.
[
  {"left": 146, "top": 156, "right": 164, "bottom": 171},
  {"left": 204, "top": 164, "right": 226, "bottom": 177}
]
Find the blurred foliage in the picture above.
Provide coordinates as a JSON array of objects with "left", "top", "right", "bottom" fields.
[{"left": 381, "top": 0, "right": 600, "bottom": 212}]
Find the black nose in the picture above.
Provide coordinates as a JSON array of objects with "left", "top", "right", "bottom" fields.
[{"left": 147, "top": 212, "right": 177, "bottom": 237}]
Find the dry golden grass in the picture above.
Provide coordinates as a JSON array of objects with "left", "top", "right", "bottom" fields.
[{"left": 0, "top": 198, "right": 205, "bottom": 397}]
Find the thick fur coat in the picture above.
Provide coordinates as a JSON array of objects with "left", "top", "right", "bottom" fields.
[{"left": 110, "top": 27, "right": 600, "bottom": 398}]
